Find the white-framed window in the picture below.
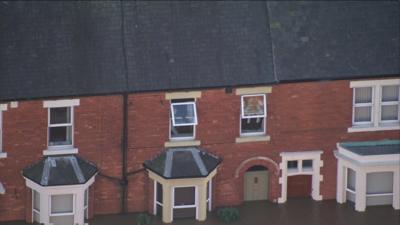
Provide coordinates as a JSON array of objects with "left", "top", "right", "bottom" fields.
[
  {"left": 172, "top": 185, "right": 198, "bottom": 220},
  {"left": 353, "top": 87, "right": 374, "bottom": 125},
  {"left": 48, "top": 107, "right": 73, "bottom": 148},
  {"left": 32, "top": 190, "right": 40, "bottom": 223},
  {"left": 170, "top": 99, "right": 198, "bottom": 140},
  {"left": 84, "top": 189, "right": 89, "bottom": 219},
  {"left": 154, "top": 181, "right": 163, "bottom": 216},
  {"left": 350, "top": 79, "right": 400, "bottom": 132},
  {"left": 380, "top": 85, "right": 399, "bottom": 123},
  {"left": 49, "top": 194, "right": 75, "bottom": 225},
  {"left": 240, "top": 94, "right": 267, "bottom": 135}
]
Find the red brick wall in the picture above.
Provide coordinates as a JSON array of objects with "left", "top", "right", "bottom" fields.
[{"left": 0, "top": 79, "right": 399, "bottom": 222}]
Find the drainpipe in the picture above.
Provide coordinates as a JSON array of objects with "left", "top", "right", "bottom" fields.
[{"left": 121, "top": 93, "right": 129, "bottom": 213}]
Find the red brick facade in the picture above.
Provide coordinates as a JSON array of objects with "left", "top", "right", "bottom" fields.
[{"left": 0, "top": 80, "right": 399, "bottom": 222}]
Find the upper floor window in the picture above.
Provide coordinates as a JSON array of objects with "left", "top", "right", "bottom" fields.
[
  {"left": 43, "top": 99, "right": 79, "bottom": 153},
  {"left": 48, "top": 107, "right": 73, "bottom": 147},
  {"left": 240, "top": 94, "right": 266, "bottom": 135},
  {"left": 170, "top": 99, "right": 198, "bottom": 140},
  {"left": 349, "top": 79, "right": 400, "bottom": 132}
]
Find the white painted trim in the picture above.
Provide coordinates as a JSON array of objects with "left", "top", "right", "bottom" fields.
[
  {"left": 0, "top": 109, "right": 4, "bottom": 154},
  {"left": 207, "top": 179, "right": 212, "bottom": 211},
  {"left": 337, "top": 144, "right": 400, "bottom": 164},
  {"left": 279, "top": 150, "right": 323, "bottom": 203},
  {"left": 0, "top": 181, "right": 5, "bottom": 194},
  {"left": 240, "top": 94, "right": 267, "bottom": 136},
  {"left": 43, "top": 148, "right": 78, "bottom": 156},
  {"left": 43, "top": 99, "right": 80, "bottom": 108},
  {"left": 350, "top": 79, "right": 400, "bottom": 88},
  {"left": 47, "top": 106, "right": 74, "bottom": 150},
  {"left": 0, "top": 152, "right": 7, "bottom": 158},
  {"left": 241, "top": 94, "right": 267, "bottom": 119}
]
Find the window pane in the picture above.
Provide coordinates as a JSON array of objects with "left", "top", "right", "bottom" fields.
[
  {"left": 157, "top": 182, "right": 163, "bottom": 203},
  {"left": 171, "top": 125, "right": 194, "bottom": 138},
  {"left": 355, "top": 87, "right": 372, "bottom": 104},
  {"left": 302, "top": 160, "right": 313, "bottom": 169},
  {"left": 33, "top": 190, "right": 40, "bottom": 211},
  {"left": 50, "top": 215, "right": 74, "bottom": 225},
  {"left": 84, "top": 189, "right": 88, "bottom": 207},
  {"left": 381, "top": 105, "right": 399, "bottom": 121},
  {"left": 347, "top": 168, "right": 356, "bottom": 191},
  {"left": 354, "top": 106, "right": 372, "bottom": 122},
  {"left": 50, "top": 107, "right": 71, "bottom": 124},
  {"left": 33, "top": 212, "right": 40, "bottom": 223},
  {"left": 242, "top": 95, "right": 265, "bottom": 117},
  {"left": 51, "top": 194, "right": 73, "bottom": 214},
  {"left": 172, "top": 103, "right": 196, "bottom": 125},
  {"left": 174, "top": 187, "right": 195, "bottom": 206},
  {"left": 382, "top": 86, "right": 399, "bottom": 102},
  {"left": 49, "top": 126, "right": 72, "bottom": 146},
  {"left": 173, "top": 208, "right": 196, "bottom": 219},
  {"left": 367, "top": 172, "right": 393, "bottom": 194},
  {"left": 287, "top": 161, "right": 298, "bottom": 169},
  {"left": 241, "top": 118, "right": 264, "bottom": 134}
]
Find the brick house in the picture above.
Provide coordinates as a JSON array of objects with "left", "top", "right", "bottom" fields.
[{"left": 0, "top": 1, "right": 399, "bottom": 225}]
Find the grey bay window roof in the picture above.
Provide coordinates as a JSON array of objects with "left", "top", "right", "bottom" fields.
[
  {"left": 339, "top": 140, "right": 400, "bottom": 156},
  {"left": 0, "top": 1, "right": 399, "bottom": 101},
  {"left": 22, "top": 155, "right": 98, "bottom": 186},
  {"left": 144, "top": 147, "right": 221, "bottom": 179}
]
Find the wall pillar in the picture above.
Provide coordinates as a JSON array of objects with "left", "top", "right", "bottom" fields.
[
  {"left": 355, "top": 171, "right": 366, "bottom": 212},
  {"left": 336, "top": 160, "right": 346, "bottom": 204},
  {"left": 393, "top": 170, "right": 400, "bottom": 210},
  {"left": 39, "top": 192, "right": 49, "bottom": 225},
  {"left": 75, "top": 192, "right": 85, "bottom": 225},
  {"left": 197, "top": 182, "right": 208, "bottom": 221},
  {"left": 278, "top": 160, "right": 287, "bottom": 203},
  {"left": 162, "top": 183, "right": 173, "bottom": 223},
  {"left": 311, "top": 158, "right": 323, "bottom": 201}
]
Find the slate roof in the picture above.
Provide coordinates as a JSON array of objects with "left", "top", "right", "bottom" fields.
[
  {"left": 0, "top": 1, "right": 399, "bottom": 101},
  {"left": 143, "top": 147, "right": 221, "bottom": 179},
  {"left": 339, "top": 140, "right": 400, "bottom": 156},
  {"left": 22, "top": 155, "right": 98, "bottom": 186}
]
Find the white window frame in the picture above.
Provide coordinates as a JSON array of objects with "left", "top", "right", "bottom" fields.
[
  {"left": 49, "top": 194, "right": 75, "bottom": 217},
  {"left": 47, "top": 106, "right": 74, "bottom": 149},
  {"left": 170, "top": 102, "right": 198, "bottom": 126},
  {"left": 84, "top": 188, "right": 89, "bottom": 219},
  {"left": 352, "top": 87, "right": 374, "bottom": 126},
  {"left": 43, "top": 99, "right": 79, "bottom": 154},
  {"left": 379, "top": 85, "right": 400, "bottom": 124},
  {"left": 32, "top": 190, "right": 40, "bottom": 223},
  {"left": 349, "top": 79, "right": 400, "bottom": 132},
  {"left": 172, "top": 185, "right": 198, "bottom": 220},
  {"left": 169, "top": 101, "right": 197, "bottom": 141},
  {"left": 206, "top": 179, "right": 212, "bottom": 211},
  {"left": 154, "top": 181, "right": 163, "bottom": 215},
  {"left": 240, "top": 94, "right": 267, "bottom": 136},
  {"left": 0, "top": 104, "right": 7, "bottom": 157}
]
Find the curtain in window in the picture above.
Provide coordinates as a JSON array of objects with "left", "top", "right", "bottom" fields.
[
  {"left": 355, "top": 87, "right": 372, "bottom": 103},
  {"left": 354, "top": 107, "right": 372, "bottom": 122}
]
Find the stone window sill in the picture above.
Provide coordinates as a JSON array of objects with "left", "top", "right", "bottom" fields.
[
  {"left": 43, "top": 148, "right": 78, "bottom": 156},
  {"left": 235, "top": 135, "right": 271, "bottom": 143},
  {"left": 164, "top": 140, "right": 201, "bottom": 148},
  {"left": 0, "top": 152, "right": 7, "bottom": 158},
  {"left": 348, "top": 125, "right": 400, "bottom": 133}
]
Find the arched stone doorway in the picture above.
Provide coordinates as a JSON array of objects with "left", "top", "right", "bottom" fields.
[
  {"left": 235, "top": 156, "right": 280, "bottom": 202},
  {"left": 244, "top": 165, "right": 269, "bottom": 201}
]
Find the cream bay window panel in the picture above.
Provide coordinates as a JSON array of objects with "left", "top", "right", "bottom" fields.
[
  {"left": 51, "top": 194, "right": 73, "bottom": 214},
  {"left": 353, "top": 87, "right": 373, "bottom": 124},
  {"left": 380, "top": 85, "right": 399, "bottom": 122},
  {"left": 32, "top": 190, "right": 40, "bottom": 223}
]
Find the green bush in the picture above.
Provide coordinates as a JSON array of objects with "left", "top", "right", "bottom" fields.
[
  {"left": 136, "top": 213, "right": 152, "bottom": 225},
  {"left": 217, "top": 207, "right": 240, "bottom": 223}
]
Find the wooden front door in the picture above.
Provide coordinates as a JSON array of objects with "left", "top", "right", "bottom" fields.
[{"left": 244, "top": 170, "right": 268, "bottom": 201}]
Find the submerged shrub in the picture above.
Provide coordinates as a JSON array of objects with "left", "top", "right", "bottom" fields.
[
  {"left": 217, "top": 207, "right": 240, "bottom": 223},
  {"left": 136, "top": 213, "right": 152, "bottom": 225}
]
